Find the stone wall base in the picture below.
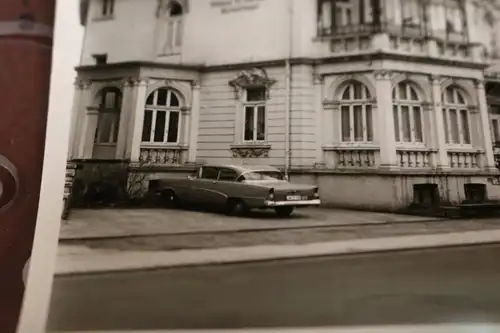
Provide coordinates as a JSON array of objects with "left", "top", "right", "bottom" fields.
[
  {"left": 130, "top": 164, "right": 500, "bottom": 212},
  {"left": 289, "top": 171, "right": 500, "bottom": 212}
]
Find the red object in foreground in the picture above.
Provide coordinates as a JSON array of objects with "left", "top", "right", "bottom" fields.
[{"left": 0, "top": 1, "right": 56, "bottom": 332}]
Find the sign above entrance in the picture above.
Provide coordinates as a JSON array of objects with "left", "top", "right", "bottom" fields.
[{"left": 210, "top": 0, "right": 265, "bottom": 14}]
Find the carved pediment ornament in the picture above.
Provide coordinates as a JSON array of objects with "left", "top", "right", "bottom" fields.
[
  {"left": 230, "top": 144, "right": 271, "bottom": 158},
  {"left": 228, "top": 68, "right": 277, "bottom": 99}
]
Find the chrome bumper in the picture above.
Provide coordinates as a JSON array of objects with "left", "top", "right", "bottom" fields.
[{"left": 264, "top": 199, "right": 321, "bottom": 207}]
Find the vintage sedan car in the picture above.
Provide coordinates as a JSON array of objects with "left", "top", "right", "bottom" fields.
[{"left": 153, "top": 164, "right": 321, "bottom": 217}]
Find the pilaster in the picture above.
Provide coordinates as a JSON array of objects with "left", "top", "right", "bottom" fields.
[
  {"left": 475, "top": 79, "right": 497, "bottom": 171},
  {"left": 188, "top": 80, "right": 201, "bottom": 163},
  {"left": 128, "top": 78, "right": 149, "bottom": 162},
  {"left": 374, "top": 70, "right": 398, "bottom": 169},
  {"left": 115, "top": 78, "right": 134, "bottom": 159},
  {"left": 69, "top": 79, "right": 92, "bottom": 159},
  {"left": 313, "top": 74, "right": 324, "bottom": 164},
  {"left": 430, "top": 75, "right": 450, "bottom": 169},
  {"left": 79, "top": 107, "right": 99, "bottom": 159}
]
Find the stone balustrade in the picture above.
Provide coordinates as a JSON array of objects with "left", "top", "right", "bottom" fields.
[
  {"left": 447, "top": 150, "right": 481, "bottom": 169},
  {"left": 396, "top": 148, "right": 436, "bottom": 169},
  {"left": 139, "top": 146, "right": 187, "bottom": 165}
]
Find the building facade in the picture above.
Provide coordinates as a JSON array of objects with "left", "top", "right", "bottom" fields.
[{"left": 69, "top": 0, "right": 500, "bottom": 211}]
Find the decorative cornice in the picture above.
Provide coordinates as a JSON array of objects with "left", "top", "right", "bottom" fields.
[
  {"left": 191, "top": 80, "right": 201, "bottom": 89},
  {"left": 313, "top": 74, "right": 324, "bottom": 85},
  {"left": 127, "top": 78, "right": 149, "bottom": 87},
  {"left": 74, "top": 78, "right": 92, "bottom": 89},
  {"left": 473, "top": 79, "right": 485, "bottom": 89},
  {"left": 75, "top": 51, "right": 490, "bottom": 75},
  {"left": 430, "top": 74, "right": 441, "bottom": 85},
  {"left": 373, "top": 70, "right": 392, "bottom": 81}
]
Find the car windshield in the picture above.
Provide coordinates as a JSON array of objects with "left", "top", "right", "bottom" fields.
[{"left": 240, "top": 171, "right": 286, "bottom": 181}]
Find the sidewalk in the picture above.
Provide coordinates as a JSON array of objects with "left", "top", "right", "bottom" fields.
[
  {"left": 60, "top": 208, "right": 442, "bottom": 240},
  {"left": 56, "top": 228, "right": 500, "bottom": 276}
]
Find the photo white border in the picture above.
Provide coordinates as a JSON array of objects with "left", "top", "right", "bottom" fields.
[
  {"left": 16, "top": 0, "right": 70, "bottom": 331},
  {"left": 11, "top": 0, "right": 500, "bottom": 332}
]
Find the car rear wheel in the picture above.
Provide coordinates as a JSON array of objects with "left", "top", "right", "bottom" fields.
[
  {"left": 275, "top": 206, "right": 294, "bottom": 217},
  {"left": 162, "top": 190, "right": 180, "bottom": 208},
  {"left": 226, "top": 199, "right": 247, "bottom": 216}
]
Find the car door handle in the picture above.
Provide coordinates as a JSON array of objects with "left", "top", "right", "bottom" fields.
[{"left": 212, "top": 181, "right": 216, "bottom": 184}]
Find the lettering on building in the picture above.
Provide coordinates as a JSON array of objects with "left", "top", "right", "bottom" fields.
[{"left": 210, "top": 0, "right": 265, "bottom": 14}]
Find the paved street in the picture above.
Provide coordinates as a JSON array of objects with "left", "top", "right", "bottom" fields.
[
  {"left": 48, "top": 244, "right": 500, "bottom": 331},
  {"left": 59, "top": 207, "right": 440, "bottom": 240}
]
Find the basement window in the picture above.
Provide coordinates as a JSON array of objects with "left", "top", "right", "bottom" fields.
[
  {"left": 93, "top": 54, "right": 108, "bottom": 65},
  {"left": 464, "top": 183, "right": 487, "bottom": 203},
  {"left": 413, "top": 184, "right": 440, "bottom": 208}
]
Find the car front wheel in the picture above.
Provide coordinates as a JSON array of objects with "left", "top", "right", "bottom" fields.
[
  {"left": 226, "top": 199, "right": 247, "bottom": 216},
  {"left": 275, "top": 206, "right": 294, "bottom": 217}
]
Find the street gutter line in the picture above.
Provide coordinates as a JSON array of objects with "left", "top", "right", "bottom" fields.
[
  {"left": 59, "top": 217, "right": 449, "bottom": 242},
  {"left": 56, "top": 229, "right": 500, "bottom": 276}
]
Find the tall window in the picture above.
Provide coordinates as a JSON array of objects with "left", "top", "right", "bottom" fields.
[
  {"left": 101, "top": 0, "right": 114, "bottom": 17},
  {"left": 340, "top": 81, "right": 373, "bottom": 142},
  {"left": 162, "top": 0, "right": 184, "bottom": 54},
  {"left": 95, "top": 87, "right": 122, "bottom": 144},
  {"left": 442, "top": 86, "right": 471, "bottom": 145},
  {"left": 335, "top": 0, "right": 353, "bottom": 27},
  {"left": 491, "top": 105, "right": 500, "bottom": 144},
  {"left": 243, "top": 87, "right": 266, "bottom": 142},
  {"left": 392, "top": 81, "right": 423, "bottom": 143},
  {"left": 492, "top": 118, "right": 500, "bottom": 143},
  {"left": 142, "top": 88, "right": 181, "bottom": 144},
  {"left": 318, "top": 0, "right": 357, "bottom": 35},
  {"left": 445, "top": 1, "right": 464, "bottom": 34},
  {"left": 401, "top": 0, "right": 422, "bottom": 26}
]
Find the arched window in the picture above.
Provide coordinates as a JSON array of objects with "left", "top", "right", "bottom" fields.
[
  {"left": 95, "top": 87, "right": 122, "bottom": 144},
  {"left": 339, "top": 81, "right": 373, "bottom": 142},
  {"left": 442, "top": 86, "right": 471, "bottom": 145},
  {"left": 141, "top": 87, "right": 181, "bottom": 144},
  {"left": 392, "top": 81, "right": 423, "bottom": 143},
  {"left": 161, "top": 0, "right": 184, "bottom": 54},
  {"left": 243, "top": 86, "right": 266, "bottom": 142}
]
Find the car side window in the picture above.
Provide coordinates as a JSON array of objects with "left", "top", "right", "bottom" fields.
[
  {"left": 200, "top": 167, "right": 218, "bottom": 180},
  {"left": 218, "top": 168, "right": 237, "bottom": 182}
]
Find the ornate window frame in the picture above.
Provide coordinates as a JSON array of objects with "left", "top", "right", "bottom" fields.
[{"left": 228, "top": 68, "right": 276, "bottom": 158}]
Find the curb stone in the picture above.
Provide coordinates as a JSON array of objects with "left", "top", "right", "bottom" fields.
[{"left": 56, "top": 229, "right": 500, "bottom": 276}]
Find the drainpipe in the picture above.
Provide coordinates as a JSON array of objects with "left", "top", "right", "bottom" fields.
[{"left": 284, "top": 0, "right": 293, "bottom": 179}]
